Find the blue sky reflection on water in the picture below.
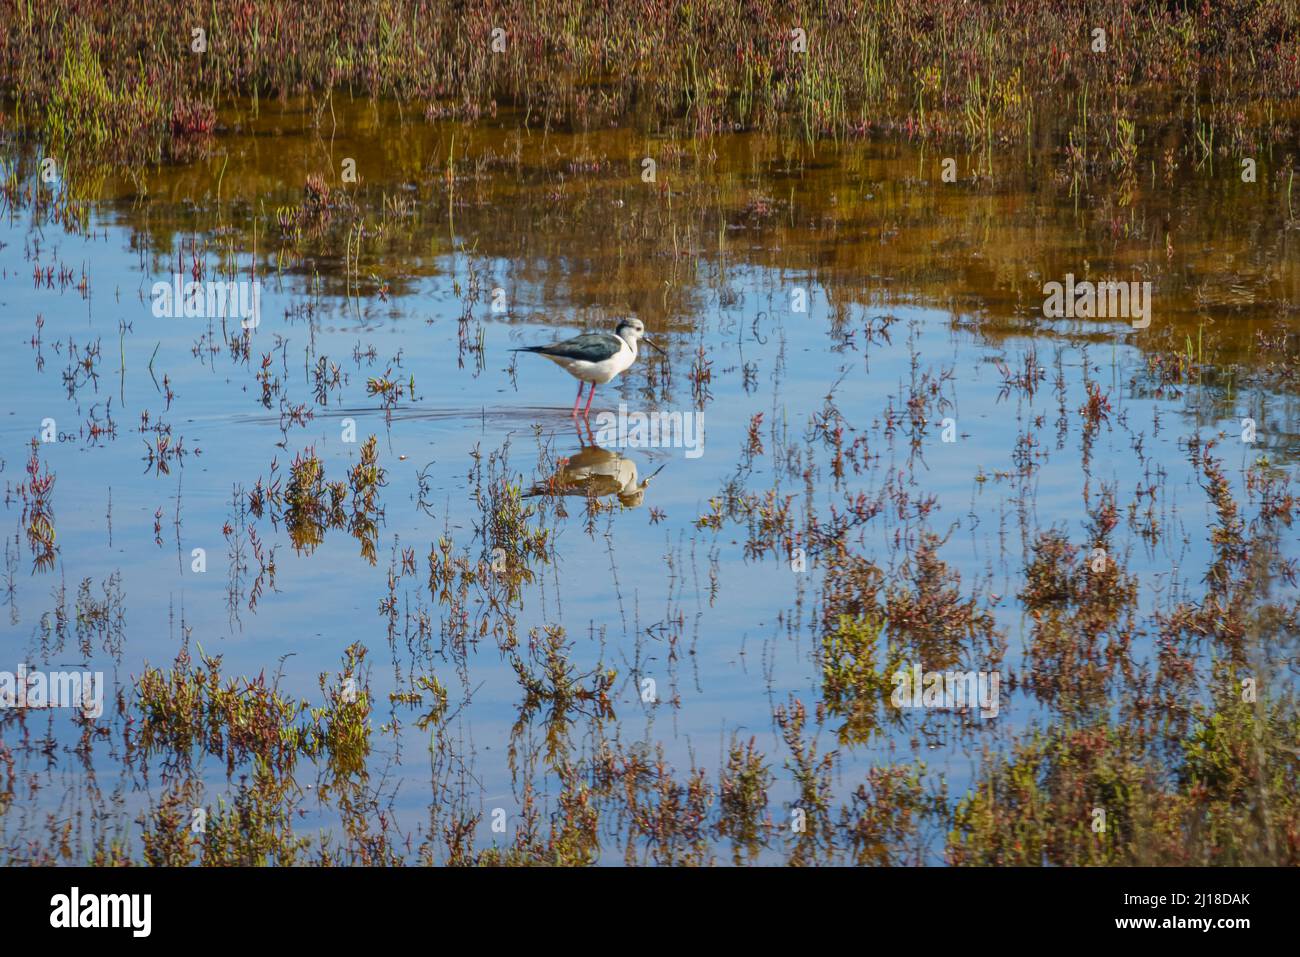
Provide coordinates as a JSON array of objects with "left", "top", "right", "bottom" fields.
[{"left": 0, "top": 118, "right": 1294, "bottom": 864}]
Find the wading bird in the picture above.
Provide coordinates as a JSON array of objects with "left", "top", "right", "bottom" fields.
[{"left": 514, "top": 318, "right": 663, "bottom": 417}]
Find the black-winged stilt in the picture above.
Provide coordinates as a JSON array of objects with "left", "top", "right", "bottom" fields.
[{"left": 514, "top": 318, "right": 663, "bottom": 417}]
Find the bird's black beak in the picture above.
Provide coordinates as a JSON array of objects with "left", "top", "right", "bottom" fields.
[{"left": 643, "top": 337, "right": 665, "bottom": 355}]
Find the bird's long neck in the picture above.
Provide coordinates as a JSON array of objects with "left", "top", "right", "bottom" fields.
[{"left": 618, "top": 332, "right": 638, "bottom": 357}]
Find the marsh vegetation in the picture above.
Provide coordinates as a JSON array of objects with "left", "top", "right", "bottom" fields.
[{"left": 0, "top": 2, "right": 1297, "bottom": 865}]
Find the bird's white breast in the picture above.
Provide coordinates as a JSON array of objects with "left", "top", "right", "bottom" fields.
[{"left": 546, "top": 337, "right": 635, "bottom": 383}]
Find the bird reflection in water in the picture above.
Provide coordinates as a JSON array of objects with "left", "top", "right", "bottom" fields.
[{"left": 525, "top": 427, "right": 664, "bottom": 509}]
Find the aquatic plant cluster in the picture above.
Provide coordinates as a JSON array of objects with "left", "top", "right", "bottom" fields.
[
  {"left": 0, "top": 2, "right": 1297, "bottom": 870},
  {"left": 3, "top": 1, "right": 1300, "bottom": 161}
]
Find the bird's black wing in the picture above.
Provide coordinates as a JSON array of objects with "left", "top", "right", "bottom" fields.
[{"left": 516, "top": 333, "right": 622, "bottom": 362}]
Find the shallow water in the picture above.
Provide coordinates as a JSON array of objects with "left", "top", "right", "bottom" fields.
[{"left": 1, "top": 97, "right": 1296, "bottom": 864}]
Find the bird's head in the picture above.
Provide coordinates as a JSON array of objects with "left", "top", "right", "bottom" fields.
[
  {"left": 616, "top": 462, "right": 665, "bottom": 508},
  {"left": 616, "top": 317, "right": 663, "bottom": 354}
]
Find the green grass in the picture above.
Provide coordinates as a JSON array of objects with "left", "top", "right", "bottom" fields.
[{"left": 4, "top": 1, "right": 1300, "bottom": 163}]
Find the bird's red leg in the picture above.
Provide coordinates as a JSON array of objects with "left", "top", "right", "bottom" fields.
[
  {"left": 583, "top": 383, "right": 597, "bottom": 416},
  {"left": 571, "top": 380, "right": 585, "bottom": 416}
]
